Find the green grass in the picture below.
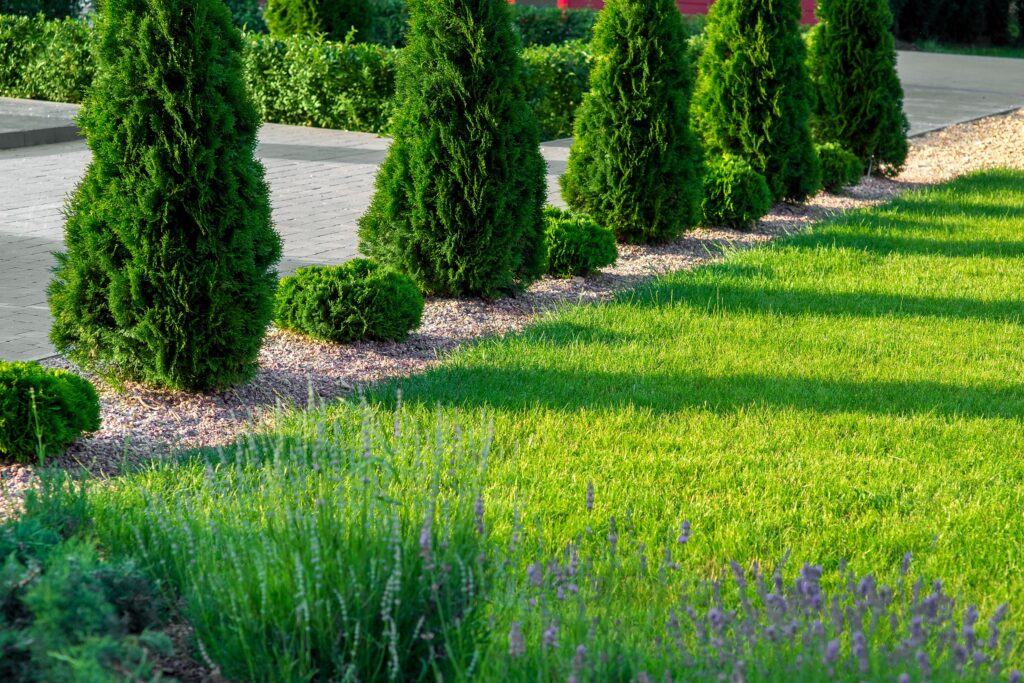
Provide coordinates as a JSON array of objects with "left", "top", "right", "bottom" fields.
[
  {"left": 313, "top": 169, "right": 1024, "bottom": 609},
  {"left": 64, "top": 169, "right": 1024, "bottom": 679}
]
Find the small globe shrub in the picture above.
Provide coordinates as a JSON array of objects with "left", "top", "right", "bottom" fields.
[
  {"left": 544, "top": 207, "right": 617, "bottom": 278},
  {"left": 0, "top": 361, "right": 100, "bottom": 462},
  {"left": 275, "top": 259, "right": 424, "bottom": 343},
  {"left": 817, "top": 143, "right": 863, "bottom": 192},
  {"left": 701, "top": 156, "right": 773, "bottom": 230}
]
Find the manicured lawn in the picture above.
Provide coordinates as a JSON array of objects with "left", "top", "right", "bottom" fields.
[
  {"left": 325, "top": 169, "right": 1024, "bottom": 606},
  {"left": 71, "top": 170, "right": 1024, "bottom": 678}
]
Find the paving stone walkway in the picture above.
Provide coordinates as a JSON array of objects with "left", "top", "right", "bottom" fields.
[
  {"left": 0, "top": 119, "right": 568, "bottom": 361},
  {"left": 1, "top": 49, "right": 1021, "bottom": 361}
]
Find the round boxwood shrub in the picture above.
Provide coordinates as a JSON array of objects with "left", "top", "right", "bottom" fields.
[
  {"left": 817, "top": 143, "right": 864, "bottom": 192},
  {"left": 275, "top": 259, "right": 424, "bottom": 343},
  {"left": 694, "top": 0, "right": 821, "bottom": 203},
  {"left": 543, "top": 207, "right": 618, "bottom": 278},
  {"left": 809, "top": 0, "right": 909, "bottom": 177},
  {"left": 0, "top": 361, "right": 100, "bottom": 462},
  {"left": 560, "top": 0, "right": 703, "bottom": 244},
  {"left": 47, "top": 0, "right": 282, "bottom": 391},
  {"left": 701, "top": 155, "right": 773, "bottom": 231},
  {"left": 358, "top": 0, "right": 547, "bottom": 298}
]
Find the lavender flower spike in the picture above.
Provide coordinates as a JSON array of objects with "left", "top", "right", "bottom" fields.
[{"left": 678, "top": 520, "right": 692, "bottom": 545}]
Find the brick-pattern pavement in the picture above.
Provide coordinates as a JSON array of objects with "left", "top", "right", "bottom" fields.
[{"left": 0, "top": 123, "right": 569, "bottom": 361}]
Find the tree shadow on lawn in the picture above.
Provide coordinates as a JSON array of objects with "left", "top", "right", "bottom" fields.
[{"left": 386, "top": 363, "right": 1024, "bottom": 420}]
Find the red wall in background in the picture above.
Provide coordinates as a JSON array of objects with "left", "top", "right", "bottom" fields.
[{"left": 551, "top": 0, "right": 818, "bottom": 25}]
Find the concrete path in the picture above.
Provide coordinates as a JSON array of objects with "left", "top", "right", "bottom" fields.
[
  {"left": 1, "top": 49, "right": 1021, "bottom": 361},
  {"left": 897, "top": 51, "right": 1024, "bottom": 135}
]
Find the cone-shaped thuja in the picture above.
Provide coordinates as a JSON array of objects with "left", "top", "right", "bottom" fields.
[
  {"left": 561, "top": 0, "right": 703, "bottom": 244},
  {"left": 809, "top": 0, "right": 909, "bottom": 176},
  {"left": 48, "top": 0, "right": 281, "bottom": 391},
  {"left": 358, "top": 0, "right": 547, "bottom": 299},
  {"left": 694, "top": 0, "right": 821, "bottom": 202}
]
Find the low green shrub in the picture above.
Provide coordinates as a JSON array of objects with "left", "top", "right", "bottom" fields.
[
  {"left": 513, "top": 6, "right": 598, "bottom": 46},
  {"left": 0, "top": 15, "right": 588, "bottom": 140},
  {"left": 225, "top": 0, "right": 267, "bottom": 32},
  {"left": 543, "top": 207, "right": 618, "bottom": 277},
  {"left": 701, "top": 155, "right": 774, "bottom": 230},
  {"left": 275, "top": 259, "right": 424, "bottom": 343},
  {"left": 0, "top": 362, "right": 99, "bottom": 463},
  {"left": 0, "top": 14, "right": 93, "bottom": 103},
  {"left": 0, "top": 476, "right": 171, "bottom": 682},
  {"left": 817, "top": 142, "right": 863, "bottom": 192},
  {"left": 241, "top": 32, "right": 398, "bottom": 133},
  {"left": 521, "top": 40, "right": 592, "bottom": 141}
]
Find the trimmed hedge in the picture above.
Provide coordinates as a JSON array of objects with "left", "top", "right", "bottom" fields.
[
  {"left": 543, "top": 207, "right": 618, "bottom": 278},
  {"left": 0, "top": 361, "right": 100, "bottom": 462},
  {"left": 513, "top": 6, "right": 598, "bottom": 46},
  {"left": 0, "top": 14, "right": 590, "bottom": 140},
  {"left": 816, "top": 142, "right": 863, "bottom": 192},
  {"left": 0, "top": 0, "right": 80, "bottom": 19},
  {"left": 700, "top": 155, "right": 773, "bottom": 230},
  {"left": 890, "top": 0, "right": 1015, "bottom": 44},
  {"left": 275, "top": 260, "right": 424, "bottom": 343}
]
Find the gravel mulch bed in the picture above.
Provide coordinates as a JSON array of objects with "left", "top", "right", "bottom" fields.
[{"left": 2, "top": 109, "right": 1023, "bottom": 519}]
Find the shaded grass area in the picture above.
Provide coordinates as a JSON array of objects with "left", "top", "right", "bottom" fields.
[
  {"left": 911, "top": 40, "right": 1024, "bottom": 59},
  {"left": 309, "top": 169, "right": 1024, "bottom": 607}
]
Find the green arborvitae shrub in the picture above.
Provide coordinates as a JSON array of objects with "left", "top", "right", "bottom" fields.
[
  {"left": 0, "top": 362, "right": 100, "bottom": 462},
  {"left": 560, "top": 0, "right": 703, "bottom": 244},
  {"left": 358, "top": 0, "right": 547, "bottom": 299},
  {"left": 816, "top": 143, "right": 864, "bottom": 192},
  {"left": 275, "top": 259, "right": 424, "bottom": 343},
  {"left": 694, "top": 0, "right": 821, "bottom": 203},
  {"left": 265, "top": 0, "right": 372, "bottom": 41},
  {"left": 700, "top": 155, "right": 773, "bottom": 230},
  {"left": 809, "top": 0, "right": 909, "bottom": 177},
  {"left": 543, "top": 207, "right": 618, "bottom": 278},
  {"left": 47, "top": 0, "right": 282, "bottom": 391}
]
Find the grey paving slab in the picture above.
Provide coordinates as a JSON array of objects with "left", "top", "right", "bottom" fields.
[{"left": 2, "top": 49, "right": 1022, "bottom": 361}]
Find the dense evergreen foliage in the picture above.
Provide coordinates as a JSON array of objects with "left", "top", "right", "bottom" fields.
[
  {"left": 560, "top": 0, "right": 702, "bottom": 244},
  {"left": 694, "top": 0, "right": 821, "bottom": 203},
  {"left": 265, "top": 0, "right": 372, "bottom": 41},
  {"left": 358, "top": 0, "right": 547, "bottom": 298},
  {"left": 48, "top": 0, "right": 281, "bottom": 391},
  {"left": 700, "top": 155, "right": 773, "bottom": 230},
  {"left": 0, "top": 361, "right": 100, "bottom": 462},
  {"left": 543, "top": 207, "right": 618, "bottom": 277},
  {"left": 810, "top": 0, "right": 909, "bottom": 176},
  {"left": 275, "top": 260, "right": 424, "bottom": 342},
  {"left": 816, "top": 143, "right": 864, "bottom": 191}
]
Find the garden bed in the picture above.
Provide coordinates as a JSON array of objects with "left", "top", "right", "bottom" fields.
[{"left": 0, "top": 107, "right": 1021, "bottom": 518}]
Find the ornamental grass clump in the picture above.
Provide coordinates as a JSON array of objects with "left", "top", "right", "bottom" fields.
[
  {"left": 817, "top": 142, "right": 864, "bottom": 192},
  {"left": 543, "top": 207, "right": 617, "bottom": 278},
  {"left": 700, "top": 155, "right": 773, "bottom": 230},
  {"left": 83, "top": 405, "right": 494, "bottom": 681},
  {"left": 560, "top": 0, "right": 703, "bottom": 244},
  {"left": 359, "top": 0, "right": 547, "bottom": 298},
  {"left": 274, "top": 259, "right": 424, "bottom": 343},
  {"left": 809, "top": 0, "right": 909, "bottom": 177},
  {"left": 0, "top": 361, "right": 99, "bottom": 462},
  {"left": 47, "top": 0, "right": 281, "bottom": 391},
  {"left": 694, "top": 0, "right": 821, "bottom": 203}
]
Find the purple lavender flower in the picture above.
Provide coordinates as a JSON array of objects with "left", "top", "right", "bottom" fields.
[
  {"left": 527, "top": 561, "right": 543, "bottom": 588},
  {"left": 823, "top": 639, "right": 840, "bottom": 665},
  {"left": 917, "top": 650, "right": 932, "bottom": 678},
  {"left": 543, "top": 623, "right": 559, "bottom": 649},
  {"left": 508, "top": 622, "right": 525, "bottom": 657},
  {"left": 1010, "top": 670, "right": 1022, "bottom": 683},
  {"left": 474, "top": 494, "right": 484, "bottom": 535},
  {"left": 901, "top": 552, "right": 913, "bottom": 576},
  {"left": 678, "top": 520, "right": 691, "bottom": 545},
  {"left": 586, "top": 481, "right": 594, "bottom": 512},
  {"left": 898, "top": 674, "right": 910, "bottom": 683}
]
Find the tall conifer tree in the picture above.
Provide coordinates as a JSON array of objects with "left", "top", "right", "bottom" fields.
[
  {"left": 48, "top": 0, "right": 281, "bottom": 390},
  {"left": 358, "top": 0, "right": 546, "bottom": 298},
  {"left": 560, "top": 0, "right": 703, "bottom": 244},
  {"left": 809, "top": 0, "right": 909, "bottom": 176},
  {"left": 694, "top": 0, "right": 821, "bottom": 203}
]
